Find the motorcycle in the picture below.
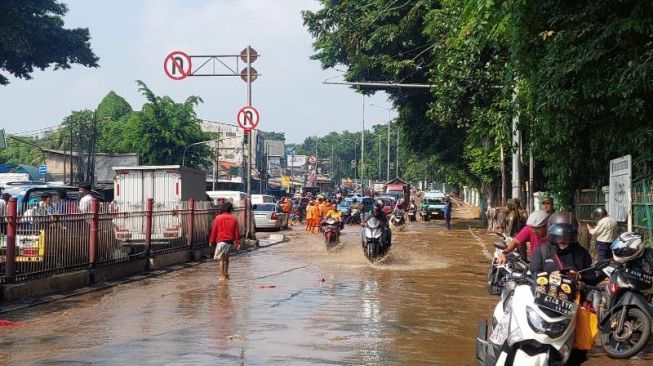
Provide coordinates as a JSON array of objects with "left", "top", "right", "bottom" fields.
[
  {"left": 487, "top": 233, "right": 518, "bottom": 296},
  {"left": 390, "top": 212, "right": 406, "bottom": 230},
  {"left": 476, "top": 259, "right": 609, "bottom": 366},
  {"left": 599, "top": 250, "right": 653, "bottom": 359},
  {"left": 419, "top": 209, "right": 430, "bottom": 222},
  {"left": 323, "top": 218, "right": 340, "bottom": 247},
  {"left": 349, "top": 208, "right": 362, "bottom": 225},
  {"left": 362, "top": 217, "right": 390, "bottom": 262},
  {"left": 407, "top": 207, "right": 417, "bottom": 222}
]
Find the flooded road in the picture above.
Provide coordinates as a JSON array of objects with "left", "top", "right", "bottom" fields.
[{"left": 0, "top": 213, "right": 650, "bottom": 365}]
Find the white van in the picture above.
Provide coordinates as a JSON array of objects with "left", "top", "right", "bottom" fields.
[
  {"left": 206, "top": 191, "right": 248, "bottom": 208},
  {"left": 251, "top": 194, "right": 275, "bottom": 205}
]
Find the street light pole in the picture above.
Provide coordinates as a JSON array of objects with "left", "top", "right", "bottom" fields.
[{"left": 369, "top": 103, "right": 392, "bottom": 181}]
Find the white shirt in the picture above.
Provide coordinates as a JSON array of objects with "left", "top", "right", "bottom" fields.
[
  {"left": 589, "top": 216, "right": 618, "bottom": 243},
  {"left": 79, "top": 194, "right": 93, "bottom": 213}
]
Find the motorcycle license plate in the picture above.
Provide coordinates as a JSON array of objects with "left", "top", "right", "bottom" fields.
[
  {"left": 534, "top": 292, "right": 576, "bottom": 316},
  {"left": 489, "top": 311, "right": 511, "bottom": 345}
]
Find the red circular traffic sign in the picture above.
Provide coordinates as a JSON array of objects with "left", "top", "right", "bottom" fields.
[
  {"left": 237, "top": 106, "right": 260, "bottom": 130},
  {"left": 164, "top": 51, "right": 192, "bottom": 80}
]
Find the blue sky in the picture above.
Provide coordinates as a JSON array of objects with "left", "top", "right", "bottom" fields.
[{"left": 0, "top": 0, "right": 395, "bottom": 144}]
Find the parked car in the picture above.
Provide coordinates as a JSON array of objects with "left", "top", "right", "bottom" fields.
[{"left": 253, "top": 203, "right": 287, "bottom": 231}]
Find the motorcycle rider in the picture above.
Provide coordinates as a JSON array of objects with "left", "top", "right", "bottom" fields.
[
  {"left": 392, "top": 201, "right": 406, "bottom": 224},
  {"left": 529, "top": 211, "right": 600, "bottom": 365},
  {"left": 497, "top": 210, "right": 550, "bottom": 265},
  {"left": 362, "top": 203, "right": 391, "bottom": 247},
  {"left": 419, "top": 199, "right": 430, "bottom": 217}
]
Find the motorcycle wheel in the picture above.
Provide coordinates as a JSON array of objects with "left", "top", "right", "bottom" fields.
[{"left": 602, "top": 307, "right": 651, "bottom": 359}]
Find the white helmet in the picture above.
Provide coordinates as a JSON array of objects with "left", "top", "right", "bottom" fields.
[
  {"left": 611, "top": 232, "right": 644, "bottom": 263},
  {"left": 526, "top": 210, "right": 549, "bottom": 227}
]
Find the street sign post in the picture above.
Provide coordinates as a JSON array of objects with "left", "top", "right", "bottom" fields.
[
  {"left": 237, "top": 106, "right": 260, "bottom": 130},
  {"left": 163, "top": 46, "right": 260, "bottom": 240},
  {"left": 163, "top": 51, "right": 192, "bottom": 80},
  {"left": 38, "top": 164, "right": 47, "bottom": 182}
]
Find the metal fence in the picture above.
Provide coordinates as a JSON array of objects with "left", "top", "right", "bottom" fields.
[
  {"left": 632, "top": 180, "right": 653, "bottom": 246},
  {"left": 1, "top": 198, "right": 245, "bottom": 285},
  {"left": 574, "top": 181, "right": 653, "bottom": 248}
]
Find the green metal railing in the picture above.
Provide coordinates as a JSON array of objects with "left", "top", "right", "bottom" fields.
[{"left": 632, "top": 180, "right": 653, "bottom": 247}]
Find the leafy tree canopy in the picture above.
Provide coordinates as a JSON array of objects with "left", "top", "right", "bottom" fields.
[{"left": 0, "top": 0, "right": 99, "bottom": 85}]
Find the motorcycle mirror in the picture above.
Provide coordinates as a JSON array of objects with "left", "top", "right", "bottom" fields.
[{"left": 492, "top": 241, "right": 507, "bottom": 250}]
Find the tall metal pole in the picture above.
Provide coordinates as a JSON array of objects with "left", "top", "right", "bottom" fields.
[
  {"left": 377, "top": 135, "right": 381, "bottom": 180},
  {"left": 246, "top": 46, "right": 253, "bottom": 239},
  {"left": 396, "top": 127, "right": 399, "bottom": 178},
  {"left": 69, "top": 119, "right": 73, "bottom": 185},
  {"left": 387, "top": 110, "right": 391, "bottom": 181},
  {"left": 214, "top": 128, "right": 220, "bottom": 191},
  {"left": 361, "top": 95, "right": 365, "bottom": 187}
]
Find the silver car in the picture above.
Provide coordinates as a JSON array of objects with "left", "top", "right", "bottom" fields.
[{"left": 253, "top": 203, "right": 288, "bottom": 231}]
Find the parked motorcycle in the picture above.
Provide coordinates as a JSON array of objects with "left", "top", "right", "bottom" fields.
[
  {"left": 476, "top": 260, "right": 609, "bottom": 365},
  {"left": 323, "top": 218, "right": 340, "bottom": 247},
  {"left": 600, "top": 248, "right": 653, "bottom": 359},
  {"left": 362, "top": 217, "right": 390, "bottom": 262}
]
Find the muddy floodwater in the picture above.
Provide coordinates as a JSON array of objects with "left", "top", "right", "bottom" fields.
[{"left": 0, "top": 216, "right": 650, "bottom": 365}]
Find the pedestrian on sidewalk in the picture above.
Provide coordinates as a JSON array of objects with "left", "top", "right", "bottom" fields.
[
  {"left": 443, "top": 196, "right": 452, "bottom": 230},
  {"left": 209, "top": 201, "right": 241, "bottom": 280},
  {"left": 587, "top": 207, "right": 618, "bottom": 260}
]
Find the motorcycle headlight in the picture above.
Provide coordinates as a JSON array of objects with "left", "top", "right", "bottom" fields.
[
  {"left": 526, "top": 307, "right": 570, "bottom": 339},
  {"left": 373, "top": 229, "right": 382, "bottom": 239}
]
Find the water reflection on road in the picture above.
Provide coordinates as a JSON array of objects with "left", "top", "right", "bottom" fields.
[{"left": 0, "top": 220, "right": 649, "bottom": 365}]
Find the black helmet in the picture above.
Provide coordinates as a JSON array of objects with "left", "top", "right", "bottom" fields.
[
  {"left": 547, "top": 211, "right": 578, "bottom": 243},
  {"left": 592, "top": 207, "right": 608, "bottom": 220}
]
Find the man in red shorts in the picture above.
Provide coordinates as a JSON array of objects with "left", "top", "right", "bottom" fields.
[{"left": 209, "top": 201, "right": 241, "bottom": 280}]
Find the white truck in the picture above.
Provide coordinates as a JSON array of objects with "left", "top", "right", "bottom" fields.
[{"left": 111, "top": 165, "right": 206, "bottom": 244}]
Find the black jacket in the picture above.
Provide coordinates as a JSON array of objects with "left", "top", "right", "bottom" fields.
[{"left": 530, "top": 242, "right": 599, "bottom": 284}]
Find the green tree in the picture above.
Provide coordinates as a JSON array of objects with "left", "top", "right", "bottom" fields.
[
  {"left": 121, "top": 81, "right": 212, "bottom": 167},
  {"left": 0, "top": 136, "right": 45, "bottom": 166},
  {"left": 96, "top": 91, "right": 133, "bottom": 121},
  {"left": 0, "top": 0, "right": 98, "bottom": 85}
]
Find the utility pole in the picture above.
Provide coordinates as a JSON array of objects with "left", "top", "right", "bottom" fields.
[
  {"left": 361, "top": 95, "right": 365, "bottom": 187},
  {"left": 213, "top": 129, "right": 220, "bottom": 191},
  {"left": 377, "top": 134, "right": 381, "bottom": 180},
  {"left": 396, "top": 127, "right": 399, "bottom": 178},
  {"left": 387, "top": 111, "right": 391, "bottom": 181},
  {"left": 69, "top": 119, "right": 74, "bottom": 185}
]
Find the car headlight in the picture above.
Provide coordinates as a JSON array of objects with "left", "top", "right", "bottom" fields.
[{"left": 526, "top": 307, "right": 570, "bottom": 339}]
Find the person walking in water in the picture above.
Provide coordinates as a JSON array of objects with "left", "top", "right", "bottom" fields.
[
  {"left": 209, "top": 202, "right": 241, "bottom": 280},
  {"left": 443, "top": 196, "right": 453, "bottom": 230}
]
